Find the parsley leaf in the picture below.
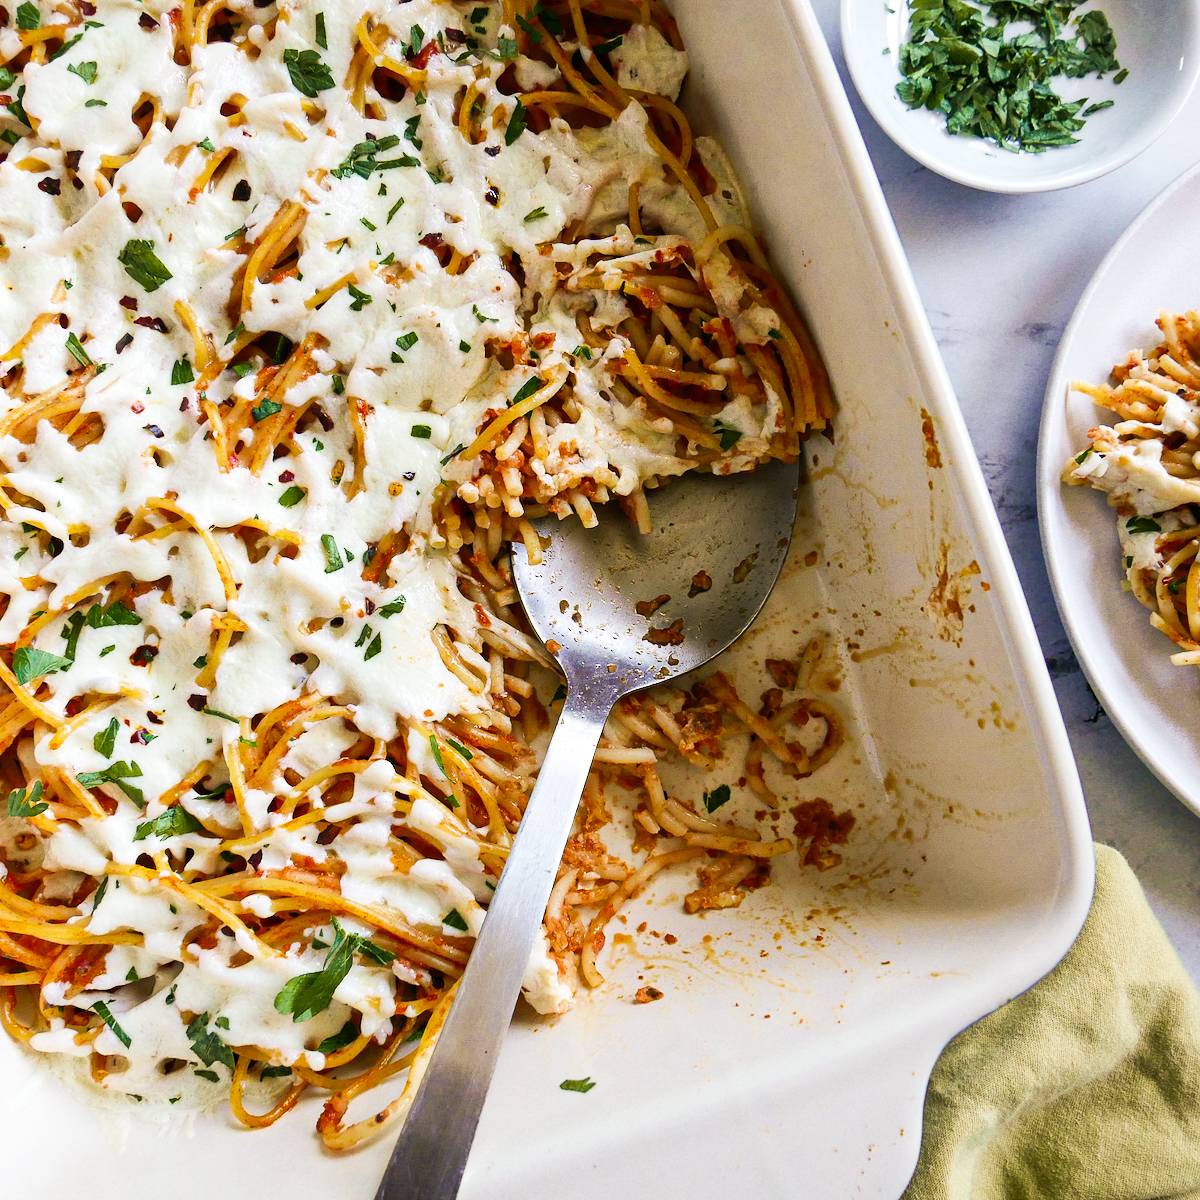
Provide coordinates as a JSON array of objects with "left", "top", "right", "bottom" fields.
[
  {"left": 511, "top": 375, "right": 544, "bottom": 406},
  {"left": 703, "top": 784, "right": 731, "bottom": 813},
  {"left": 559, "top": 1076, "right": 596, "bottom": 1093},
  {"left": 320, "top": 534, "right": 344, "bottom": 573},
  {"left": 93, "top": 716, "right": 119, "bottom": 758},
  {"left": 7, "top": 780, "right": 47, "bottom": 818},
  {"left": 274, "top": 919, "right": 377, "bottom": 1022},
  {"left": 12, "top": 646, "right": 72, "bottom": 685},
  {"left": 252, "top": 398, "right": 282, "bottom": 422},
  {"left": 84, "top": 601, "right": 140, "bottom": 628},
  {"left": 77, "top": 760, "right": 144, "bottom": 806},
  {"left": 65, "top": 332, "right": 92, "bottom": 367},
  {"left": 315, "top": 1019, "right": 359, "bottom": 1055},
  {"left": 92, "top": 1000, "right": 132, "bottom": 1049},
  {"left": 504, "top": 98, "right": 527, "bottom": 145},
  {"left": 378, "top": 596, "right": 406, "bottom": 618},
  {"left": 171, "top": 357, "right": 194, "bottom": 385},
  {"left": 16, "top": 2, "right": 39, "bottom": 30},
  {"left": 443, "top": 908, "right": 468, "bottom": 932},
  {"left": 133, "top": 805, "right": 202, "bottom": 842},
  {"left": 118, "top": 239, "right": 172, "bottom": 292},
  {"left": 282, "top": 47, "right": 335, "bottom": 98},
  {"left": 186, "top": 1013, "right": 235, "bottom": 1069},
  {"left": 713, "top": 420, "right": 742, "bottom": 451},
  {"left": 67, "top": 60, "right": 97, "bottom": 85},
  {"left": 1126, "top": 516, "right": 1161, "bottom": 535}
]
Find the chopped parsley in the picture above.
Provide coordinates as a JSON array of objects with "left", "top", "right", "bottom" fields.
[
  {"left": 896, "top": 1, "right": 1124, "bottom": 153},
  {"left": 442, "top": 908, "right": 468, "bottom": 932},
  {"left": 85, "top": 600, "right": 140, "bottom": 628},
  {"left": 332, "top": 135, "right": 418, "bottom": 180},
  {"left": 523, "top": 205, "right": 547, "bottom": 223},
  {"left": 559, "top": 1076, "right": 596, "bottom": 1093},
  {"left": 252, "top": 398, "right": 283, "bottom": 421},
  {"left": 378, "top": 596, "right": 407, "bottom": 618},
  {"left": 196, "top": 137, "right": 216, "bottom": 153},
  {"left": 65, "top": 332, "right": 92, "bottom": 367},
  {"left": 346, "top": 282, "right": 372, "bottom": 311},
  {"left": 364, "top": 632, "right": 383, "bottom": 661},
  {"left": 134, "top": 805, "right": 202, "bottom": 842},
  {"left": 321, "top": 533, "right": 344, "bottom": 573},
  {"left": 703, "top": 784, "right": 731, "bottom": 813},
  {"left": 92, "top": 1001, "right": 132, "bottom": 1049},
  {"left": 315, "top": 1019, "right": 359, "bottom": 1056},
  {"left": 714, "top": 420, "right": 743, "bottom": 451},
  {"left": 6, "top": 780, "right": 47, "bottom": 818},
  {"left": 315, "top": 10, "right": 327, "bottom": 49},
  {"left": 12, "top": 646, "right": 72, "bottom": 685},
  {"left": 93, "top": 716, "right": 120, "bottom": 758},
  {"left": 273, "top": 919, "right": 387, "bottom": 1022},
  {"left": 77, "top": 760, "right": 144, "bottom": 806},
  {"left": 395, "top": 331, "right": 419, "bottom": 352},
  {"left": 171, "top": 357, "right": 194, "bottom": 385},
  {"left": 428, "top": 734, "right": 447, "bottom": 775},
  {"left": 67, "top": 60, "right": 98, "bottom": 85},
  {"left": 504, "top": 98, "right": 528, "bottom": 145},
  {"left": 411, "top": 424, "right": 432, "bottom": 439},
  {"left": 186, "top": 1013, "right": 235, "bottom": 1069},
  {"left": 511, "top": 375, "right": 544, "bottom": 406},
  {"left": 16, "top": 2, "right": 39, "bottom": 30},
  {"left": 1125, "top": 516, "right": 1161, "bottom": 535},
  {"left": 282, "top": 47, "right": 335, "bottom": 97},
  {"left": 118, "top": 239, "right": 172, "bottom": 292},
  {"left": 439, "top": 442, "right": 465, "bottom": 466}
]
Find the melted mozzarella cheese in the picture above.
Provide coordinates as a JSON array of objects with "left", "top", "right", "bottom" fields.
[{"left": 0, "top": 0, "right": 772, "bottom": 1104}]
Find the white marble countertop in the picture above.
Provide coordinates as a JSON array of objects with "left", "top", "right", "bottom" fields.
[{"left": 811, "top": 0, "right": 1200, "bottom": 979}]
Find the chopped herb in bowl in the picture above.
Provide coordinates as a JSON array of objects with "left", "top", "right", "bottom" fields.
[{"left": 896, "top": 0, "right": 1125, "bottom": 152}]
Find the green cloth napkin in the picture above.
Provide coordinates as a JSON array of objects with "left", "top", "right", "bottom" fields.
[{"left": 904, "top": 844, "right": 1200, "bottom": 1200}]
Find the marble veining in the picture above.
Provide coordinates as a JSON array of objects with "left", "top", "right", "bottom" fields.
[{"left": 813, "top": 0, "right": 1200, "bottom": 979}]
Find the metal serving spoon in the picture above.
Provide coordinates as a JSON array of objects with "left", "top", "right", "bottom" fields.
[{"left": 375, "top": 459, "right": 800, "bottom": 1200}]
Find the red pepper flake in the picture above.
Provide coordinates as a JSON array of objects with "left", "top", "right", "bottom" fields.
[
  {"left": 187, "top": 694, "right": 206, "bottom": 710},
  {"left": 37, "top": 177, "right": 61, "bottom": 196},
  {"left": 138, "top": 12, "right": 158, "bottom": 29},
  {"left": 133, "top": 315, "right": 168, "bottom": 333},
  {"left": 130, "top": 644, "right": 158, "bottom": 666},
  {"left": 278, "top": 469, "right": 295, "bottom": 483},
  {"left": 119, "top": 296, "right": 138, "bottom": 311},
  {"left": 115, "top": 333, "right": 133, "bottom": 355}
]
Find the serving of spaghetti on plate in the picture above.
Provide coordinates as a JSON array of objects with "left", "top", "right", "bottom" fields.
[{"left": 0, "top": 0, "right": 845, "bottom": 1150}]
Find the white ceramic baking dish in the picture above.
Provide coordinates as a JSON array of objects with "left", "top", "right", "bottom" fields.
[{"left": 0, "top": 2, "right": 1092, "bottom": 1196}]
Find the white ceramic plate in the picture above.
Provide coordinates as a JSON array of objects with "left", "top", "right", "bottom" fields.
[
  {"left": 841, "top": 0, "right": 1200, "bottom": 194},
  {"left": 1039, "top": 162, "right": 1200, "bottom": 816},
  {"left": 2, "top": 3, "right": 1094, "bottom": 1197}
]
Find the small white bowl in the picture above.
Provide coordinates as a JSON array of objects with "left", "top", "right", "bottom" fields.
[{"left": 841, "top": 0, "right": 1200, "bottom": 194}]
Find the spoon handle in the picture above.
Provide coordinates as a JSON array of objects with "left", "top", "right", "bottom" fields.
[{"left": 374, "top": 689, "right": 613, "bottom": 1200}]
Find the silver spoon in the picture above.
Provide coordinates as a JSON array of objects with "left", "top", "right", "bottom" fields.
[{"left": 375, "top": 458, "right": 800, "bottom": 1200}]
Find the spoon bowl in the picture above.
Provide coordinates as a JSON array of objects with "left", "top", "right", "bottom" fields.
[
  {"left": 374, "top": 459, "right": 800, "bottom": 1200},
  {"left": 514, "top": 458, "right": 800, "bottom": 704}
]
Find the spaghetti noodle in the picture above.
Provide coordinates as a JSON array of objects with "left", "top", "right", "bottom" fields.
[
  {"left": 0, "top": 0, "right": 840, "bottom": 1149},
  {"left": 1064, "top": 310, "right": 1200, "bottom": 665}
]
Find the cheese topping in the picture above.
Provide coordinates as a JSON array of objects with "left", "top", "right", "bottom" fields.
[{"left": 0, "top": 0, "right": 833, "bottom": 1138}]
